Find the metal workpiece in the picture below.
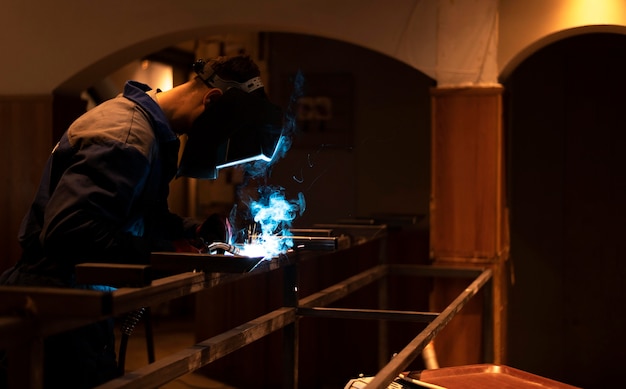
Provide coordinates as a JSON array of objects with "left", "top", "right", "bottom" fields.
[{"left": 290, "top": 235, "right": 350, "bottom": 251}]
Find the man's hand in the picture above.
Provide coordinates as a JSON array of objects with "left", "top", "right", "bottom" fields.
[
  {"left": 172, "top": 238, "right": 207, "bottom": 253},
  {"left": 196, "top": 213, "right": 232, "bottom": 244}
]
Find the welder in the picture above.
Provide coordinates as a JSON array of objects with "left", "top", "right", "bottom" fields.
[{"left": 0, "top": 55, "right": 284, "bottom": 388}]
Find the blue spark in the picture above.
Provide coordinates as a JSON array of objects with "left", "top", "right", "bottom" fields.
[{"left": 238, "top": 190, "right": 305, "bottom": 259}]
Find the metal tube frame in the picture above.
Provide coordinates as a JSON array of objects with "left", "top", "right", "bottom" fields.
[{"left": 0, "top": 238, "right": 493, "bottom": 389}]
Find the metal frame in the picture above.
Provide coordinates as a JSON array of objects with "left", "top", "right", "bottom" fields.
[{"left": 0, "top": 233, "right": 493, "bottom": 389}]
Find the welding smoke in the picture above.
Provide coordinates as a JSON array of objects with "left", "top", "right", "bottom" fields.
[
  {"left": 228, "top": 71, "right": 307, "bottom": 259},
  {"left": 250, "top": 187, "right": 305, "bottom": 235},
  {"left": 244, "top": 70, "right": 304, "bottom": 179},
  {"left": 232, "top": 186, "right": 305, "bottom": 259}
]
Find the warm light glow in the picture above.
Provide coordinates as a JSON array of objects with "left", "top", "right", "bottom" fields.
[
  {"left": 560, "top": 0, "right": 626, "bottom": 25},
  {"left": 131, "top": 60, "right": 173, "bottom": 91}
]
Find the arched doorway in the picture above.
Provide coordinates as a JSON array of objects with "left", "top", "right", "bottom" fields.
[{"left": 503, "top": 32, "right": 626, "bottom": 388}]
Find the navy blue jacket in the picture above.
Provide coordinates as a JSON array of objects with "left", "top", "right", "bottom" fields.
[{"left": 9, "top": 81, "right": 195, "bottom": 286}]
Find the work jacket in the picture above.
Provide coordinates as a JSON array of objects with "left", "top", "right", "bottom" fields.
[{"left": 7, "top": 81, "right": 195, "bottom": 286}]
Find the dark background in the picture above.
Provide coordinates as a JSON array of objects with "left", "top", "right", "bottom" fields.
[{"left": 504, "top": 33, "right": 626, "bottom": 388}]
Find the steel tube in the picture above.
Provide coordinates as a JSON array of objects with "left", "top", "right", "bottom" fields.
[
  {"left": 298, "top": 265, "right": 388, "bottom": 308},
  {"left": 298, "top": 307, "right": 439, "bottom": 323},
  {"left": 364, "top": 268, "right": 493, "bottom": 388},
  {"left": 95, "top": 307, "right": 297, "bottom": 389}
]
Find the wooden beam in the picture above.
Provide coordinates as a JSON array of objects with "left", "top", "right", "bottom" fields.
[
  {"left": 75, "top": 263, "right": 152, "bottom": 287},
  {"left": 111, "top": 272, "right": 206, "bottom": 316},
  {"left": 0, "top": 286, "right": 112, "bottom": 317}
]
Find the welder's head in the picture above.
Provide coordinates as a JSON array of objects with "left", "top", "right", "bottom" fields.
[{"left": 177, "top": 56, "right": 284, "bottom": 179}]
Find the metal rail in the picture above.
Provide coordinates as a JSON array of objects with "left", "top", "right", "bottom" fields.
[
  {"left": 93, "top": 263, "right": 492, "bottom": 389},
  {"left": 365, "top": 267, "right": 493, "bottom": 388},
  {"left": 0, "top": 234, "right": 493, "bottom": 389},
  {"left": 96, "top": 307, "right": 297, "bottom": 389}
]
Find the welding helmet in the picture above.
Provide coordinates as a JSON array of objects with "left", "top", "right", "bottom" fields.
[{"left": 177, "top": 60, "right": 284, "bottom": 179}]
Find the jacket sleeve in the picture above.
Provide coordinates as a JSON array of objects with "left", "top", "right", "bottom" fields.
[{"left": 40, "top": 140, "right": 156, "bottom": 264}]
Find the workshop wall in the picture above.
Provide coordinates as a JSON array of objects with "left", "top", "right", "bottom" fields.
[{"left": 266, "top": 33, "right": 434, "bottom": 227}]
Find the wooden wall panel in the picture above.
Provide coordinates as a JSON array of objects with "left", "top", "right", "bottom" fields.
[
  {"left": 0, "top": 96, "right": 52, "bottom": 272},
  {"left": 430, "top": 87, "right": 506, "bottom": 262},
  {"left": 429, "top": 87, "right": 509, "bottom": 367}
]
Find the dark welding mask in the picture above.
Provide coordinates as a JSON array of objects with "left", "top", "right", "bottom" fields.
[{"left": 177, "top": 60, "right": 284, "bottom": 179}]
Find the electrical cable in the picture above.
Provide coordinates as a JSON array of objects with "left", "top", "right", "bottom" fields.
[
  {"left": 398, "top": 373, "right": 448, "bottom": 389},
  {"left": 117, "top": 307, "right": 146, "bottom": 375}
]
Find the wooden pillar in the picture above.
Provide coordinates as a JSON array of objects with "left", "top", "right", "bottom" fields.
[{"left": 429, "top": 86, "right": 509, "bottom": 366}]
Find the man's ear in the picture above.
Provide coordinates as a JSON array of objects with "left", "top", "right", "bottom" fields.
[{"left": 203, "top": 88, "right": 223, "bottom": 106}]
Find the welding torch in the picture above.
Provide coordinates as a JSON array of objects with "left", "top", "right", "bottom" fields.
[{"left": 206, "top": 242, "right": 241, "bottom": 255}]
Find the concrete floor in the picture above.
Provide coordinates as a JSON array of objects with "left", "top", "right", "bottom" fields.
[{"left": 117, "top": 311, "right": 236, "bottom": 389}]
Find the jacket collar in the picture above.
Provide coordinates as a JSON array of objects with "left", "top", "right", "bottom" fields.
[{"left": 122, "top": 81, "right": 177, "bottom": 143}]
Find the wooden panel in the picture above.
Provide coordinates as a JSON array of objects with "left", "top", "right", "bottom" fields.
[
  {"left": 430, "top": 87, "right": 506, "bottom": 262},
  {"left": 429, "top": 87, "right": 508, "bottom": 367},
  {"left": 0, "top": 96, "right": 52, "bottom": 273}
]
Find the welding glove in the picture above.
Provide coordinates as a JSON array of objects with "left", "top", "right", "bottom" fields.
[
  {"left": 171, "top": 238, "right": 207, "bottom": 253},
  {"left": 196, "top": 213, "right": 232, "bottom": 245},
  {"left": 170, "top": 214, "right": 232, "bottom": 254}
]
